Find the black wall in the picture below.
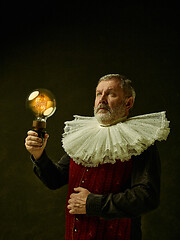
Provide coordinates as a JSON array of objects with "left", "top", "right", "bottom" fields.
[{"left": 0, "top": 1, "right": 179, "bottom": 239}]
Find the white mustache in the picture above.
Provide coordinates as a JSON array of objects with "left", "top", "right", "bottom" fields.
[{"left": 96, "top": 104, "right": 110, "bottom": 113}]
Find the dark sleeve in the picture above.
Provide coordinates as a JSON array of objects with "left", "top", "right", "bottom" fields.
[
  {"left": 86, "top": 144, "right": 161, "bottom": 219},
  {"left": 32, "top": 150, "right": 70, "bottom": 190}
]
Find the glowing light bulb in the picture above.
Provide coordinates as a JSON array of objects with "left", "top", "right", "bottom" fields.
[{"left": 26, "top": 88, "right": 56, "bottom": 139}]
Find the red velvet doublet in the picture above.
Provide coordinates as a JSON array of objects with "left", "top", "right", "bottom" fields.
[{"left": 65, "top": 158, "right": 133, "bottom": 240}]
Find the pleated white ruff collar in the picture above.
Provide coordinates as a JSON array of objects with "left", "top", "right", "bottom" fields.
[{"left": 62, "top": 111, "right": 170, "bottom": 167}]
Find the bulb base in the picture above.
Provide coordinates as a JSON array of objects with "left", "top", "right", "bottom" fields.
[
  {"left": 32, "top": 120, "right": 46, "bottom": 130},
  {"left": 32, "top": 120, "right": 46, "bottom": 142}
]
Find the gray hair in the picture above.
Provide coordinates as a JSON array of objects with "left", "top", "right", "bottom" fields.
[{"left": 98, "top": 74, "right": 136, "bottom": 102}]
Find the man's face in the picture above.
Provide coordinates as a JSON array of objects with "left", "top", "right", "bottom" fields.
[{"left": 94, "top": 79, "right": 127, "bottom": 124}]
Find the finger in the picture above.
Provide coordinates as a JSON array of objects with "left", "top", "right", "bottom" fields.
[
  {"left": 25, "top": 142, "right": 42, "bottom": 150},
  {"left": 25, "top": 139, "right": 43, "bottom": 147},
  {"left": 69, "top": 209, "right": 75, "bottom": 214},
  {"left": 27, "top": 130, "right": 38, "bottom": 136},
  {"left": 67, "top": 204, "right": 71, "bottom": 209},
  {"left": 74, "top": 203, "right": 81, "bottom": 208},
  {"left": 70, "top": 193, "right": 76, "bottom": 199},
  {"left": 44, "top": 133, "right": 49, "bottom": 139},
  {"left": 76, "top": 198, "right": 85, "bottom": 203},
  {"left": 68, "top": 198, "right": 77, "bottom": 204},
  {"left": 25, "top": 145, "right": 42, "bottom": 151},
  {"left": 70, "top": 193, "right": 81, "bottom": 200},
  {"left": 67, "top": 203, "right": 79, "bottom": 210},
  {"left": 69, "top": 208, "right": 84, "bottom": 214},
  {"left": 26, "top": 135, "right": 42, "bottom": 142},
  {"left": 25, "top": 140, "right": 43, "bottom": 148},
  {"left": 25, "top": 136, "right": 42, "bottom": 144}
]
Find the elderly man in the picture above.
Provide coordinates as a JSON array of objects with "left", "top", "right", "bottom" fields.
[{"left": 25, "top": 74, "right": 170, "bottom": 240}]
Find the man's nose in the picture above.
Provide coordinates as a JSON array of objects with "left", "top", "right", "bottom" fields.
[{"left": 99, "top": 93, "right": 107, "bottom": 104}]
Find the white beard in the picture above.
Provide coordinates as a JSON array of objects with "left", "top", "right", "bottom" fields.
[{"left": 94, "top": 102, "right": 126, "bottom": 125}]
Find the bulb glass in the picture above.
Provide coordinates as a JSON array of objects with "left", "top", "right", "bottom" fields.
[{"left": 27, "top": 88, "right": 56, "bottom": 121}]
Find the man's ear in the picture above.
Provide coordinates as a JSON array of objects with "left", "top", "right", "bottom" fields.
[{"left": 125, "top": 97, "right": 134, "bottom": 110}]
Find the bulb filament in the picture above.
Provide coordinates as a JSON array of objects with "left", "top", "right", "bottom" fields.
[{"left": 35, "top": 94, "right": 47, "bottom": 115}]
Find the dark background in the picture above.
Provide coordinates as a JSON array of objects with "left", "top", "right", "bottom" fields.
[{"left": 0, "top": 0, "right": 179, "bottom": 239}]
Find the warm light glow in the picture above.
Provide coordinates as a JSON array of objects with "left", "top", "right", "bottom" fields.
[
  {"left": 34, "top": 94, "right": 48, "bottom": 113},
  {"left": 27, "top": 88, "right": 56, "bottom": 120}
]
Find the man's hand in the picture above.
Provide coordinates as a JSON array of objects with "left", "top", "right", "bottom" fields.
[
  {"left": 25, "top": 130, "right": 49, "bottom": 160},
  {"left": 67, "top": 187, "right": 90, "bottom": 214}
]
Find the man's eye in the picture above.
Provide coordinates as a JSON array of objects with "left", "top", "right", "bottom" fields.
[{"left": 96, "top": 92, "right": 101, "bottom": 96}]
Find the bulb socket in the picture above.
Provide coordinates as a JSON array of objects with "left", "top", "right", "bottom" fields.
[
  {"left": 32, "top": 120, "right": 46, "bottom": 130},
  {"left": 32, "top": 120, "right": 46, "bottom": 143}
]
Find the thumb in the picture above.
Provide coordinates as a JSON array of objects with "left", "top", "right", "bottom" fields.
[
  {"left": 42, "top": 133, "right": 49, "bottom": 147},
  {"left": 74, "top": 187, "right": 83, "bottom": 192}
]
